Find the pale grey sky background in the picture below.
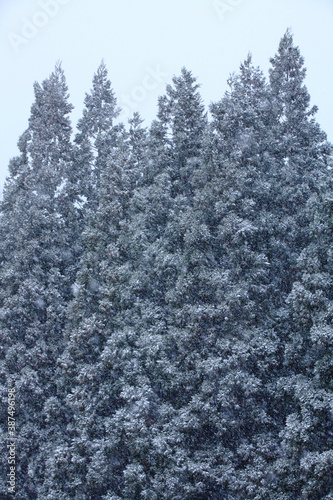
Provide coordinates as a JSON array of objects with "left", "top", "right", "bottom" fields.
[{"left": 1, "top": 0, "right": 332, "bottom": 195}]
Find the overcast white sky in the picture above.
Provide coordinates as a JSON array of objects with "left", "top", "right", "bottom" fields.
[{"left": 1, "top": 0, "right": 332, "bottom": 194}]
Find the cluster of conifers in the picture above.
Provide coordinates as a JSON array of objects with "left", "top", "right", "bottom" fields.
[{"left": 0, "top": 30, "right": 332, "bottom": 499}]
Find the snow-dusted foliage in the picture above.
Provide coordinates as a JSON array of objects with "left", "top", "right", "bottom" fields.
[{"left": 0, "top": 32, "right": 332, "bottom": 499}]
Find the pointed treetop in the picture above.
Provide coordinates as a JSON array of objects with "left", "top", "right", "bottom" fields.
[
  {"left": 76, "top": 61, "right": 119, "bottom": 141},
  {"left": 269, "top": 29, "right": 307, "bottom": 95},
  {"left": 236, "top": 52, "right": 265, "bottom": 88},
  {"left": 128, "top": 111, "right": 145, "bottom": 130},
  {"left": 269, "top": 29, "right": 321, "bottom": 124},
  {"left": 28, "top": 64, "right": 73, "bottom": 164},
  {"left": 211, "top": 53, "right": 268, "bottom": 138},
  {"left": 155, "top": 67, "right": 207, "bottom": 160},
  {"left": 32, "top": 62, "right": 71, "bottom": 106}
]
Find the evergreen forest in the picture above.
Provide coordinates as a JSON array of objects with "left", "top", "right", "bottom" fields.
[{"left": 0, "top": 31, "right": 333, "bottom": 499}]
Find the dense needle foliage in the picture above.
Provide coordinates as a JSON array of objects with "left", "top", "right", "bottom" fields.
[{"left": 0, "top": 31, "right": 332, "bottom": 499}]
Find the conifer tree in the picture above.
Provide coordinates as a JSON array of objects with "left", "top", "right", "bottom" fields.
[
  {"left": 44, "top": 68, "right": 148, "bottom": 494},
  {"left": 253, "top": 30, "right": 333, "bottom": 498},
  {"left": 72, "top": 68, "right": 209, "bottom": 498},
  {"left": 274, "top": 177, "right": 333, "bottom": 498},
  {"left": 75, "top": 61, "right": 120, "bottom": 207},
  {"left": 0, "top": 64, "right": 79, "bottom": 498},
  {"left": 267, "top": 29, "right": 330, "bottom": 301},
  {"left": 157, "top": 56, "right": 281, "bottom": 498}
]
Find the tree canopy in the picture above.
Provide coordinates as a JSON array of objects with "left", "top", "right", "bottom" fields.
[{"left": 0, "top": 32, "right": 332, "bottom": 499}]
